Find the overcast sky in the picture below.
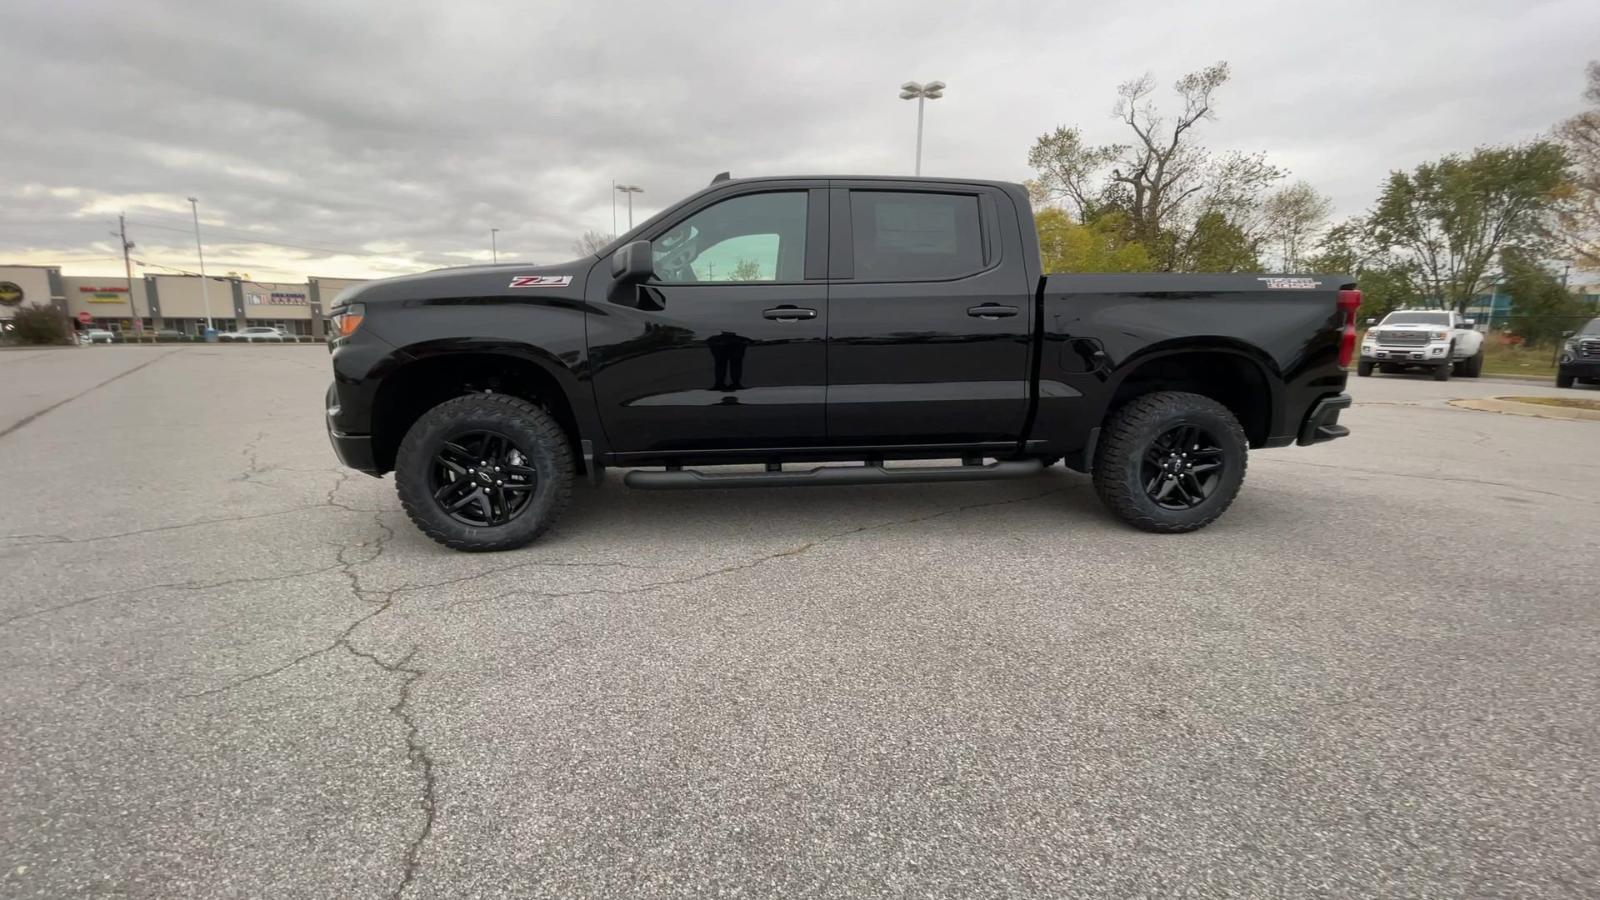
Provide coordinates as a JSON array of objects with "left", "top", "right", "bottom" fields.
[{"left": 2, "top": 0, "right": 1596, "bottom": 281}]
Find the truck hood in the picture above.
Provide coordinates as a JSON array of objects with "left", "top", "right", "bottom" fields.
[{"left": 331, "top": 259, "right": 596, "bottom": 307}]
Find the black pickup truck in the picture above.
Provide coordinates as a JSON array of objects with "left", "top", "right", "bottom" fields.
[{"left": 326, "top": 175, "right": 1355, "bottom": 551}]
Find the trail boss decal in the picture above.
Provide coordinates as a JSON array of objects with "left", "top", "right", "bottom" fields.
[
  {"left": 1257, "top": 277, "right": 1322, "bottom": 290},
  {"left": 508, "top": 275, "right": 572, "bottom": 288}
]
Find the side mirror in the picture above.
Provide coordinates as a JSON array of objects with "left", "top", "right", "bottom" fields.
[
  {"left": 1365, "top": 318, "right": 1377, "bottom": 326},
  {"left": 1461, "top": 319, "right": 1475, "bottom": 328},
  {"left": 610, "top": 240, "right": 653, "bottom": 283},
  {"left": 1563, "top": 330, "right": 1575, "bottom": 338}
]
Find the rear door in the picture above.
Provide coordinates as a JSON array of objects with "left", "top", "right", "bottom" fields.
[
  {"left": 825, "top": 182, "right": 1034, "bottom": 445},
  {"left": 587, "top": 184, "right": 832, "bottom": 455}
]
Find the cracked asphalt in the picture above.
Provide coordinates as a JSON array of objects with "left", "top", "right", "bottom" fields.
[{"left": 2, "top": 345, "right": 1597, "bottom": 899}]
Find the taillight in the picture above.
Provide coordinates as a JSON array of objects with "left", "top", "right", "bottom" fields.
[
  {"left": 1337, "top": 289, "right": 1362, "bottom": 368},
  {"left": 329, "top": 303, "right": 365, "bottom": 340}
]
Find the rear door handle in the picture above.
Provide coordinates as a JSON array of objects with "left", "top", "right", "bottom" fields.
[
  {"left": 763, "top": 306, "right": 817, "bottom": 321},
  {"left": 967, "top": 304, "right": 1019, "bottom": 319}
]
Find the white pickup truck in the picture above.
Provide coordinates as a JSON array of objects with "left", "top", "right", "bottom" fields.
[{"left": 1358, "top": 310, "right": 1485, "bottom": 381}]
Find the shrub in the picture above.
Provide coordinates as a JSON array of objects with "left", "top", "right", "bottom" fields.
[{"left": 5, "top": 304, "right": 71, "bottom": 345}]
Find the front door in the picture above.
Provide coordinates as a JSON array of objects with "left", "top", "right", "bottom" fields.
[
  {"left": 588, "top": 186, "right": 830, "bottom": 455},
  {"left": 825, "top": 184, "right": 1035, "bottom": 445}
]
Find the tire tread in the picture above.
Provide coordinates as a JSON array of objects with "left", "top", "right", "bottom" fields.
[{"left": 1092, "top": 391, "right": 1247, "bottom": 534}]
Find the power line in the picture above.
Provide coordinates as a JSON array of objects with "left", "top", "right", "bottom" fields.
[{"left": 124, "top": 219, "right": 383, "bottom": 258}]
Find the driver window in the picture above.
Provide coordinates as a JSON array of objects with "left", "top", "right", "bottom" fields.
[{"left": 652, "top": 192, "right": 807, "bottom": 284}]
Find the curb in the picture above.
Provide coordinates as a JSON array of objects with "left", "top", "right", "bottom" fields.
[{"left": 1449, "top": 397, "right": 1600, "bottom": 422}]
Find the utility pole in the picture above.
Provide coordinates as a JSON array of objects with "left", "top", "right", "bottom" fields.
[
  {"left": 187, "top": 197, "right": 214, "bottom": 331},
  {"left": 491, "top": 228, "right": 500, "bottom": 264},
  {"left": 114, "top": 215, "right": 143, "bottom": 338},
  {"left": 611, "top": 179, "right": 618, "bottom": 237}
]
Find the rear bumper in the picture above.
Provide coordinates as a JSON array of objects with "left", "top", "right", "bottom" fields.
[{"left": 1298, "top": 393, "right": 1352, "bottom": 446}]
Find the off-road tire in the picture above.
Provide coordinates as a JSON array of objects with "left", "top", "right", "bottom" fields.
[
  {"left": 395, "top": 394, "right": 574, "bottom": 552},
  {"left": 1092, "top": 391, "right": 1248, "bottom": 534},
  {"left": 1433, "top": 355, "right": 1452, "bottom": 381},
  {"left": 1463, "top": 348, "right": 1484, "bottom": 378},
  {"left": 1357, "top": 361, "right": 1374, "bottom": 377},
  {"left": 1556, "top": 371, "right": 1575, "bottom": 389}
]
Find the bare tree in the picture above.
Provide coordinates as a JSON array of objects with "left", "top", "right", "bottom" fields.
[
  {"left": 1554, "top": 61, "right": 1600, "bottom": 271},
  {"left": 1261, "top": 181, "right": 1333, "bottom": 271},
  {"left": 572, "top": 230, "right": 615, "bottom": 257},
  {"left": 1028, "top": 62, "right": 1285, "bottom": 270}
]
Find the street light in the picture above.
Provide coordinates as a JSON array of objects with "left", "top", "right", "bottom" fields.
[
  {"left": 899, "top": 80, "right": 946, "bottom": 176},
  {"left": 490, "top": 228, "right": 500, "bottom": 264},
  {"left": 615, "top": 184, "right": 643, "bottom": 229},
  {"left": 187, "top": 197, "right": 214, "bottom": 331}
]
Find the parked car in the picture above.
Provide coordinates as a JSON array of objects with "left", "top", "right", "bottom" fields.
[
  {"left": 220, "top": 326, "right": 291, "bottom": 343},
  {"left": 1358, "top": 309, "right": 1485, "bottom": 380},
  {"left": 1557, "top": 316, "right": 1600, "bottom": 388},
  {"left": 78, "top": 329, "right": 115, "bottom": 344},
  {"left": 325, "top": 174, "right": 1355, "bottom": 551}
]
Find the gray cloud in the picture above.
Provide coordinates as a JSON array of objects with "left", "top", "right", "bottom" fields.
[{"left": 2, "top": 0, "right": 1596, "bottom": 279}]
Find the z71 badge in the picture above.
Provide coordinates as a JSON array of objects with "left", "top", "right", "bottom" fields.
[
  {"left": 1256, "top": 277, "right": 1322, "bottom": 290},
  {"left": 508, "top": 275, "right": 572, "bottom": 288}
]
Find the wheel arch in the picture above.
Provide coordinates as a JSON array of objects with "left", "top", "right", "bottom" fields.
[
  {"left": 1101, "top": 341, "right": 1281, "bottom": 448},
  {"left": 370, "top": 343, "right": 594, "bottom": 475}
]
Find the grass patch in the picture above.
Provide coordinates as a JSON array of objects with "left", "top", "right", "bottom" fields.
[
  {"left": 1481, "top": 342, "right": 1557, "bottom": 377},
  {"left": 1501, "top": 396, "right": 1600, "bottom": 411}
]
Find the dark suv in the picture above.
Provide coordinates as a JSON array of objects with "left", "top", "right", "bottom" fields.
[{"left": 1557, "top": 317, "right": 1600, "bottom": 388}]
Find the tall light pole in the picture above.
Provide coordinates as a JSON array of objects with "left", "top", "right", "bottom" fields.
[
  {"left": 615, "top": 184, "right": 643, "bottom": 229},
  {"left": 490, "top": 228, "right": 500, "bottom": 263},
  {"left": 611, "top": 180, "right": 618, "bottom": 237},
  {"left": 899, "top": 80, "right": 946, "bottom": 176},
  {"left": 187, "top": 197, "right": 214, "bottom": 331}
]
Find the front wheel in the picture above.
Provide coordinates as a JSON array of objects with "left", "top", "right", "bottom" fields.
[
  {"left": 1463, "top": 348, "right": 1484, "bottom": 377},
  {"left": 1357, "top": 361, "right": 1374, "bottom": 377},
  {"left": 1092, "top": 391, "right": 1248, "bottom": 534},
  {"left": 1557, "top": 371, "right": 1576, "bottom": 389},
  {"left": 395, "top": 394, "right": 574, "bottom": 552},
  {"left": 1433, "top": 358, "right": 1452, "bottom": 381}
]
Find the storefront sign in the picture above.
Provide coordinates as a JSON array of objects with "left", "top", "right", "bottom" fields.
[
  {"left": 0, "top": 282, "right": 23, "bottom": 306},
  {"left": 79, "top": 285, "right": 129, "bottom": 303},
  {"left": 269, "top": 292, "right": 307, "bottom": 305}
]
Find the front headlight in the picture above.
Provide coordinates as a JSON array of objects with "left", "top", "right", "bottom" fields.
[{"left": 1429, "top": 330, "right": 1448, "bottom": 341}]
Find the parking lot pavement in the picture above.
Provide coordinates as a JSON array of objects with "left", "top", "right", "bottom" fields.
[{"left": 2, "top": 345, "right": 1596, "bottom": 898}]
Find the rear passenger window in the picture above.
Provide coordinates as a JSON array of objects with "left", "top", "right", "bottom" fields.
[{"left": 850, "top": 191, "right": 984, "bottom": 280}]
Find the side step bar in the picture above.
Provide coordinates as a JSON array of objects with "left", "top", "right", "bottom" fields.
[{"left": 624, "top": 459, "right": 1045, "bottom": 491}]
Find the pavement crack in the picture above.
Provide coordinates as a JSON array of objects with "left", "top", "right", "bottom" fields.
[
  {"left": 339, "top": 642, "right": 434, "bottom": 900},
  {"left": 0, "top": 562, "right": 349, "bottom": 628},
  {"left": 0, "top": 349, "right": 179, "bottom": 442},
  {"left": 451, "top": 484, "right": 1070, "bottom": 611}
]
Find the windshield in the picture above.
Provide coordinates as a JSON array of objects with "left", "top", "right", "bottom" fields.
[
  {"left": 1380, "top": 312, "right": 1450, "bottom": 326},
  {"left": 1581, "top": 317, "right": 1600, "bottom": 336}
]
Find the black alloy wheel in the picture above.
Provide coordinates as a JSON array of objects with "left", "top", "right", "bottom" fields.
[
  {"left": 428, "top": 430, "right": 538, "bottom": 527},
  {"left": 1140, "top": 423, "right": 1226, "bottom": 510}
]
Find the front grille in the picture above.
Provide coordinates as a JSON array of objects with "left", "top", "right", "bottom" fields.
[
  {"left": 1581, "top": 339, "right": 1600, "bottom": 359},
  {"left": 1376, "top": 331, "right": 1431, "bottom": 347}
]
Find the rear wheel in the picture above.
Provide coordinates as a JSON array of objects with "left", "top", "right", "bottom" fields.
[
  {"left": 1092, "top": 391, "right": 1248, "bottom": 534},
  {"left": 395, "top": 394, "right": 574, "bottom": 552}
]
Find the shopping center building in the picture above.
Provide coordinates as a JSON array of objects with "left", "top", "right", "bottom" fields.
[{"left": 0, "top": 264, "right": 368, "bottom": 338}]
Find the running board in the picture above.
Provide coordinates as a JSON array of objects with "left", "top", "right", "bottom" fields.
[{"left": 624, "top": 459, "right": 1044, "bottom": 490}]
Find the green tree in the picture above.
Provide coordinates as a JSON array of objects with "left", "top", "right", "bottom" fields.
[
  {"left": 1306, "top": 217, "right": 1420, "bottom": 321},
  {"left": 1035, "top": 208, "right": 1152, "bottom": 272},
  {"left": 1500, "top": 248, "right": 1590, "bottom": 348},
  {"left": 1368, "top": 142, "right": 1570, "bottom": 313},
  {"left": 1182, "top": 211, "right": 1261, "bottom": 272},
  {"left": 1027, "top": 61, "right": 1284, "bottom": 271}
]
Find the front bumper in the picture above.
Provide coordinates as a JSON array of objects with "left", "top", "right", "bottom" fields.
[
  {"left": 326, "top": 382, "right": 381, "bottom": 475},
  {"left": 1362, "top": 343, "right": 1451, "bottom": 364},
  {"left": 1558, "top": 358, "right": 1600, "bottom": 378},
  {"left": 1298, "top": 393, "right": 1352, "bottom": 446}
]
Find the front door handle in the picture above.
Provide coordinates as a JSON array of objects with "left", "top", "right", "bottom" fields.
[
  {"left": 763, "top": 306, "right": 817, "bottom": 321},
  {"left": 967, "top": 304, "right": 1019, "bottom": 319}
]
